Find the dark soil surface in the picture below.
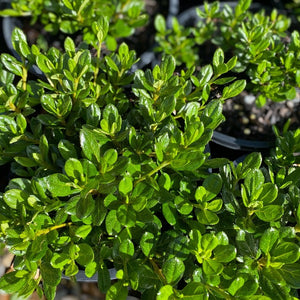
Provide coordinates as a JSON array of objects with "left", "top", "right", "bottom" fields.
[{"left": 216, "top": 90, "right": 300, "bottom": 141}]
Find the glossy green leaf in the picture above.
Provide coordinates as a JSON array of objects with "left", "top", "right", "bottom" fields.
[
  {"left": 65, "top": 261, "right": 79, "bottom": 277},
  {"left": 0, "top": 271, "right": 28, "bottom": 294},
  {"left": 214, "top": 244, "right": 236, "bottom": 263},
  {"left": 75, "top": 224, "right": 92, "bottom": 238},
  {"left": 181, "top": 282, "right": 207, "bottom": 298},
  {"left": 85, "top": 261, "right": 97, "bottom": 278},
  {"left": 162, "top": 202, "right": 178, "bottom": 225},
  {"left": 98, "top": 264, "right": 111, "bottom": 293},
  {"left": 240, "top": 152, "right": 262, "bottom": 178},
  {"left": 244, "top": 169, "right": 264, "bottom": 201},
  {"left": 40, "top": 261, "right": 61, "bottom": 287},
  {"left": 64, "top": 37, "right": 75, "bottom": 55},
  {"left": 255, "top": 205, "right": 284, "bottom": 222},
  {"left": 203, "top": 259, "right": 223, "bottom": 275},
  {"left": 80, "top": 126, "right": 109, "bottom": 163},
  {"left": 157, "top": 285, "right": 175, "bottom": 300},
  {"left": 1, "top": 53, "right": 23, "bottom": 76},
  {"left": 221, "top": 80, "right": 246, "bottom": 100},
  {"left": 76, "top": 194, "right": 95, "bottom": 219},
  {"left": 58, "top": 139, "right": 78, "bottom": 160},
  {"left": 106, "top": 210, "right": 122, "bottom": 235},
  {"left": 65, "top": 158, "right": 84, "bottom": 182},
  {"left": 117, "top": 204, "right": 136, "bottom": 227},
  {"left": 118, "top": 176, "right": 133, "bottom": 195},
  {"left": 76, "top": 243, "right": 94, "bottom": 266},
  {"left": 154, "top": 15, "right": 166, "bottom": 33},
  {"left": 106, "top": 281, "right": 128, "bottom": 300},
  {"left": 119, "top": 239, "right": 134, "bottom": 260},
  {"left": 39, "top": 173, "right": 75, "bottom": 197},
  {"left": 140, "top": 232, "right": 155, "bottom": 257},
  {"left": 259, "top": 228, "right": 279, "bottom": 254},
  {"left": 161, "top": 55, "right": 176, "bottom": 80},
  {"left": 279, "top": 263, "right": 300, "bottom": 289},
  {"left": 258, "top": 183, "right": 278, "bottom": 204},
  {"left": 3, "top": 189, "right": 28, "bottom": 209},
  {"left": 228, "top": 277, "right": 245, "bottom": 296},
  {"left": 201, "top": 233, "right": 219, "bottom": 252},
  {"left": 50, "top": 253, "right": 71, "bottom": 269},
  {"left": 203, "top": 174, "right": 222, "bottom": 200},
  {"left": 213, "top": 48, "right": 224, "bottom": 68},
  {"left": 271, "top": 242, "right": 300, "bottom": 264},
  {"left": 162, "top": 257, "right": 185, "bottom": 285},
  {"left": 196, "top": 209, "right": 219, "bottom": 225}
]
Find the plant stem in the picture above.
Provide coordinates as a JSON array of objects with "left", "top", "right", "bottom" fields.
[
  {"left": 134, "top": 160, "right": 170, "bottom": 186},
  {"left": 93, "top": 44, "right": 102, "bottom": 87},
  {"left": 35, "top": 222, "right": 72, "bottom": 237},
  {"left": 22, "top": 65, "right": 28, "bottom": 91},
  {"left": 149, "top": 258, "right": 167, "bottom": 285},
  {"left": 206, "top": 284, "right": 234, "bottom": 300}
]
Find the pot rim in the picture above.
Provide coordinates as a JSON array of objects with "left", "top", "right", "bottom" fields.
[{"left": 61, "top": 268, "right": 117, "bottom": 282}]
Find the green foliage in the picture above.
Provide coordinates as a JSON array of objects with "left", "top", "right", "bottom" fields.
[
  {"left": 155, "top": 0, "right": 300, "bottom": 106},
  {"left": 0, "top": 3, "right": 299, "bottom": 300},
  {"left": 0, "top": 0, "right": 148, "bottom": 50}
]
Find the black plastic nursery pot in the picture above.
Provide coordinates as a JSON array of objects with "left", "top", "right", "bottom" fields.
[
  {"left": 0, "top": 0, "right": 176, "bottom": 75},
  {"left": 62, "top": 269, "right": 140, "bottom": 300},
  {"left": 177, "top": 2, "right": 298, "bottom": 158},
  {"left": 2, "top": 7, "right": 47, "bottom": 79},
  {"left": 61, "top": 268, "right": 116, "bottom": 283}
]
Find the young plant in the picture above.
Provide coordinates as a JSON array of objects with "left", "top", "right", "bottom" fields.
[
  {"left": 0, "top": 0, "right": 148, "bottom": 50},
  {"left": 0, "top": 25, "right": 251, "bottom": 299},
  {"left": 155, "top": 0, "right": 300, "bottom": 107},
  {"left": 218, "top": 149, "right": 300, "bottom": 299}
]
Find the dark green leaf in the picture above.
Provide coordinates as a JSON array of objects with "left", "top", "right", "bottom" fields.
[
  {"left": 162, "top": 257, "right": 185, "bottom": 285},
  {"left": 214, "top": 244, "right": 236, "bottom": 263},
  {"left": 98, "top": 264, "right": 111, "bottom": 293},
  {"left": 1, "top": 53, "right": 23, "bottom": 76},
  {"left": 203, "top": 259, "right": 223, "bottom": 275},
  {"left": 80, "top": 126, "right": 110, "bottom": 163},
  {"left": 221, "top": 80, "right": 246, "bottom": 100},
  {"left": 39, "top": 174, "right": 76, "bottom": 197},
  {"left": 76, "top": 243, "right": 94, "bottom": 266},
  {"left": 40, "top": 261, "right": 61, "bottom": 287},
  {"left": 76, "top": 194, "right": 95, "bottom": 219},
  {"left": 255, "top": 205, "right": 284, "bottom": 222},
  {"left": 3, "top": 189, "right": 28, "bottom": 209},
  {"left": 65, "top": 158, "right": 84, "bottom": 182},
  {"left": 106, "top": 281, "right": 128, "bottom": 300},
  {"left": 279, "top": 263, "right": 300, "bottom": 289},
  {"left": 118, "top": 176, "right": 133, "bottom": 195},
  {"left": 58, "top": 139, "right": 78, "bottom": 160},
  {"left": 260, "top": 228, "right": 279, "bottom": 254},
  {"left": 203, "top": 174, "right": 222, "bottom": 200},
  {"left": 161, "top": 55, "right": 176, "bottom": 80},
  {"left": 271, "top": 242, "right": 300, "bottom": 264},
  {"left": 117, "top": 204, "right": 136, "bottom": 227},
  {"left": 119, "top": 239, "right": 134, "bottom": 260},
  {"left": 140, "top": 232, "right": 155, "bottom": 257}
]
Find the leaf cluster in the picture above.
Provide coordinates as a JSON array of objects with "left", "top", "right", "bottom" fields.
[
  {"left": 0, "top": 4, "right": 298, "bottom": 300},
  {"left": 0, "top": 0, "right": 148, "bottom": 51},
  {"left": 155, "top": 0, "right": 300, "bottom": 106}
]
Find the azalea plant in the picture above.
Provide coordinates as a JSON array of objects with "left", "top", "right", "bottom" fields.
[
  {"left": 0, "top": 0, "right": 148, "bottom": 50},
  {"left": 155, "top": 0, "right": 300, "bottom": 106},
  {"left": 0, "top": 2, "right": 299, "bottom": 300}
]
